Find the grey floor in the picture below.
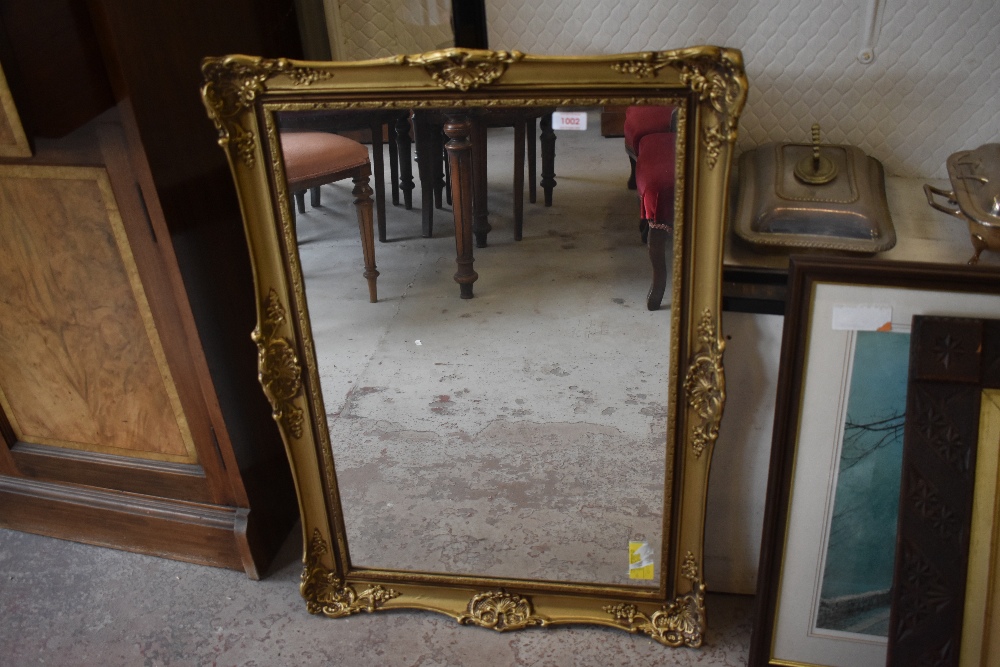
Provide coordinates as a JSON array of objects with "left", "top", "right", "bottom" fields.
[
  {"left": 0, "top": 526, "right": 753, "bottom": 666},
  {"left": 0, "top": 113, "right": 755, "bottom": 665}
]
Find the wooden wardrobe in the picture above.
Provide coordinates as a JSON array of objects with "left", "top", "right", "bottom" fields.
[{"left": 0, "top": 0, "right": 302, "bottom": 579}]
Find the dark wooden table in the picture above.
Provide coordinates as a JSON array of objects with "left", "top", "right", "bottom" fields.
[{"left": 722, "top": 177, "right": 1000, "bottom": 315}]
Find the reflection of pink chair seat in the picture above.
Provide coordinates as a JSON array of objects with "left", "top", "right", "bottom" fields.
[
  {"left": 633, "top": 130, "right": 676, "bottom": 312},
  {"left": 280, "top": 131, "right": 379, "bottom": 302},
  {"left": 624, "top": 105, "right": 676, "bottom": 157},
  {"left": 624, "top": 105, "right": 676, "bottom": 190},
  {"left": 635, "top": 132, "right": 677, "bottom": 230},
  {"left": 282, "top": 131, "right": 370, "bottom": 191}
]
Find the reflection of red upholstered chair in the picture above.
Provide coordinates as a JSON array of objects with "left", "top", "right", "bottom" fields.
[
  {"left": 624, "top": 105, "right": 677, "bottom": 190},
  {"left": 634, "top": 131, "right": 676, "bottom": 311},
  {"left": 280, "top": 131, "right": 379, "bottom": 303}
]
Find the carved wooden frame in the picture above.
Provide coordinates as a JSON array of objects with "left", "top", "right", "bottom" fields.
[
  {"left": 750, "top": 256, "right": 1000, "bottom": 666},
  {"left": 201, "top": 47, "right": 747, "bottom": 646},
  {"left": 887, "top": 315, "right": 1000, "bottom": 666}
]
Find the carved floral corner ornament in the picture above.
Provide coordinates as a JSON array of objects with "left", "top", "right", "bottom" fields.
[
  {"left": 200, "top": 56, "right": 332, "bottom": 167},
  {"left": 251, "top": 289, "right": 304, "bottom": 439},
  {"left": 603, "top": 551, "right": 706, "bottom": 647},
  {"left": 684, "top": 309, "right": 726, "bottom": 459},
  {"left": 457, "top": 591, "right": 549, "bottom": 632},
  {"left": 301, "top": 529, "right": 400, "bottom": 617},
  {"left": 679, "top": 52, "right": 746, "bottom": 170},
  {"left": 403, "top": 48, "right": 525, "bottom": 91},
  {"left": 613, "top": 49, "right": 747, "bottom": 169}
]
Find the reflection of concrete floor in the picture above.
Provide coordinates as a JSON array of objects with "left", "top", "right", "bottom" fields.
[{"left": 297, "top": 118, "right": 669, "bottom": 586}]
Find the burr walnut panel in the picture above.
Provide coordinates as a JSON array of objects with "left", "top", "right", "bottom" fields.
[
  {"left": 0, "top": 165, "right": 196, "bottom": 463},
  {"left": 0, "top": 0, "right": 301, "bottom": 578}
]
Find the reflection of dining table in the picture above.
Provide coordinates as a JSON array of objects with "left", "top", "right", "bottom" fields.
[
  {"left": 411, "top": 108, "right": 556, "bottom": 247},
  {"left": 408, "top": 109, "right": 556, "bottom": 300}
]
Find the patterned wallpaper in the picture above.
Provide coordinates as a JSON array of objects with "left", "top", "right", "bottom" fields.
[
  {"left": 331, "top": 0, "right": 453, "bottom": 60},
  {"left": 483, "top": 0, "right": 1000, "bottom": 177},
  {"left": 326, "top": 0, "right": 998, "bottom": 177}
]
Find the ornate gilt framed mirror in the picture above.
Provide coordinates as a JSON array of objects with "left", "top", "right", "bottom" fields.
[{"left": 201, "top": 46, "right": 746, "bottom": 647}]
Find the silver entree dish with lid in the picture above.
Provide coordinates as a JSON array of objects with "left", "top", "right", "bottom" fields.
[
  {"left": 925, "top": 142, "right": 1000, "bottom": 265},
  {"left": 733, "top": 124, "right": 896, "bottom": 254}
]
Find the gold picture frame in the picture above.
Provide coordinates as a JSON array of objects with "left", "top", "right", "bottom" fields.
[{"left": 201, "top": 46, "right": 746, "bottom": 646}]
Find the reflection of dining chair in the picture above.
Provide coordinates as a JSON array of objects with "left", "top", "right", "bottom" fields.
[
  {"left": 280, "top": 131, "right": 379, "bottom": 303},
  {"left": 634, "top": 130, "right": 677, "bottom": 311},
  {"left": 624, "top": 106, "right": 678, "bottom": 310},
  {"left": 624, "top": 105, "right": 677, "bottom": 190},
  {"left": 624, "top": 105, "right": 677, "bottom": 245},
  {"left": 278, "top": 110, "right": 407, "bottom": 243}
]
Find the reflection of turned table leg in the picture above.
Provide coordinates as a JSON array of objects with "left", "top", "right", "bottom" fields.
[
  {"left": 540, "top": 111, "right": 556, "bottom": 207},
  {"left": 433, "top": 129, "right": 446, "bottom": 210},
  {"left": 527, "top": 117, "right": 537, "bottom": 204},
  {"left": 646, "top": 226, "right": 668, "bottom": 311},
  {"left": 413, "top": 113, "right": 435, "bottom": 238},
  {"left": 445, "top": 114, "right": 478, "bottom": 299},
  {"left": 513, "top": 119, "right": 525, "bottom": 241},
  {"left": 369, "top": 119, "right": 387, "bottom": 242},
  {"left": 387, "top": 120, "right": 400, "bottom": 206},
  {"left": 396, "top": 115, "right": 414, "bottom": 210},
  {"left": 471, "top": 117, "right": 492, "bottom": 248}
]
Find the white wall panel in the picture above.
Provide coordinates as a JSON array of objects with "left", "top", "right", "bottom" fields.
[
  {"left": 486, "top": 0, "right": 1000, "bottom": 178},
  {"left": 332, "top": 0, "right": 452, "bottom": 60}
]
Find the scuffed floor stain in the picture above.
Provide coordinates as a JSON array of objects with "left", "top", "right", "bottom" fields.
[
  {"left": 332, "top": 385, "right": 388, "bottom": 417},
  {"left": 429, "top": 394, "right": 452, "bottom": 413},
  {"left": 543, "top": 364, "right": 571, "bottom": 377}
]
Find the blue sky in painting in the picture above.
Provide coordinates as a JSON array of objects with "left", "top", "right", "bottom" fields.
[{"left": 820, "top": 331, "right": 910, "bottom": 602}]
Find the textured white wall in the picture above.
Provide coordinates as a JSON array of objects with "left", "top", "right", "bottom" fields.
[
  {"left": 331, "top": 0, "right": 452, "bottom": 59},
  {"left": 485, "top": 0, "right": 1000, "bottom": 177}
]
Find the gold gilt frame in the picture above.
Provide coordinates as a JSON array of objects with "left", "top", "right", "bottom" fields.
[{"left": 201, "top": 47, "right": 746, "bottom": 647}]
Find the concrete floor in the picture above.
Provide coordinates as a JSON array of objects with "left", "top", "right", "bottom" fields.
[
  {"left": 0, "top": 526, "right": 754, "bottom": 666},
  {"left": 0, "top": 112, "right": 757, "bottom": 665}
]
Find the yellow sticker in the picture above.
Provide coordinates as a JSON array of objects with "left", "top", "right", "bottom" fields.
[{"left": 629, "top": 541, "right": 655, "bottom": 580}]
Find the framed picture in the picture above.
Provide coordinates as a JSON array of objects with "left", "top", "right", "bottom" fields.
[
  {"left": 749, "top": 256, "right": 1000, "bottom": 667},
  {"left": 887, "top": 315, "right": 1000, "bottom": 666}
]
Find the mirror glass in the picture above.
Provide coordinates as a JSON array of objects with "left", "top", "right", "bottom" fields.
[{"left": 277, "top": 103, "right": 680, "bottom": 586}]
